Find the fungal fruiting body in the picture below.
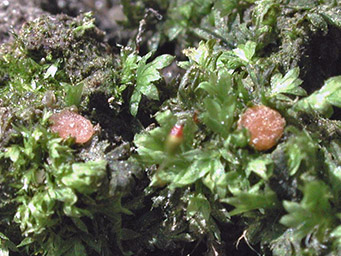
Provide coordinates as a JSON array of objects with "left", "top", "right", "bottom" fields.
[
  {"left": 165, "top": 124, "right": 184, "bottom": 154},
  {"left": 49, "top": 110, "right": 95, "bottom": 144},
  {"left": 238, "top": 105, "right": 286, "bottom": 151}
]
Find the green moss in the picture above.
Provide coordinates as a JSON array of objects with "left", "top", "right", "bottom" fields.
[
  {"left": 1, "top": 0, "right": 341, "bottom": 255},
  {"left": 0, "top": 12, "right": 143, "bottom": 256},
  {"left": 127, "top": 1, "right": 341, "bottom": 255}
]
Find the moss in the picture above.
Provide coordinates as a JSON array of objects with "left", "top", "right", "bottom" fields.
[
  {"left": 0, "top": 11, "right": 145, "bottom": 256},
  {"left": 0, "top": 12, "right": 122, "bottom": 140},
  {"left": 17, "top": 12, "right": 116, "bottom": 86},
  {"left": 2, "top": 1, "right": 341, "bottom": 255}
]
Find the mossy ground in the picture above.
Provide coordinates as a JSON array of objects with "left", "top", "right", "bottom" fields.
[{"left": 1, "top": 1, "right": 341, "bottom": 256}]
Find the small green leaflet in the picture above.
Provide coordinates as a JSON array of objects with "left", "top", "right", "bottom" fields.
[
  {"left": 71, "top": 217, "right": 89, "bottom": 233},
  {"left": 120, "top": 51, "right": 140, "bottom": 86},
  {"left": 233, "top": 41, "right": 257, "bottom": 63},
  {"left": 269, "top": 67, "right": 306, "bottom": 99},
  {"left": 61, "top": 160, "right": 107, "bottom": 194},
  {"left": 63, "top": 82, "right": 84, "bottom": 107},
  {"left": 130, "top": 53, "right": 174, "bottom": 116},
  {"left": 222, "top": 185, "right": 278, "bottom": 216},
  {"left": 198, "top": 71, "right": 236, "bottom": 138},
  {"left": 245, "top": 155, "right": 273, "bottom": 180},
  {"left": 331, "top": 225, "right": 341, "bottom": 248},
  {"left": 326, "top": 85, "right": 341, "bottom": 108},
  {"left": 253, "top": 0, "right": 279, "bottom": 27},
  {"left": 0, "top": 232, "right": 18, "bottom": 254},
  {"left": 170, "top": 156, "right": 215, "bottom": 188},
  {"left": 285, "top": 128, "right": 317, "bottom": 176},
  {"left": 4, "top": 145, "right": 21, "bottom": 163},
  {"left": 294, "top": 75, "right": 341, "bottom": 117},
  {"left": 187, "top": 193, "right": 211, "bottom": 222},
  {"left": 183, "top": 40, "right": 216, "bottom": 69},
  {"left": 280, "top": 181, "right": 333, "bottom": 241},
  {"left": 67, "top": 239, "right": 87, "bottom": 256},
  {"left": 202, "top": 158, "right": 228, "bottom": 198}
]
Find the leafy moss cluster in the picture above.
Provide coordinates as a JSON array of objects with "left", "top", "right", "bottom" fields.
[
  {"left": 1, "top": 0, "right": 341, "bottom": 255},
  {"left": 0, "top": 12, "right": 146, "bottom": 256},
  {"left": 127, "top": 0, "right": 341, "bottom": 255}
]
